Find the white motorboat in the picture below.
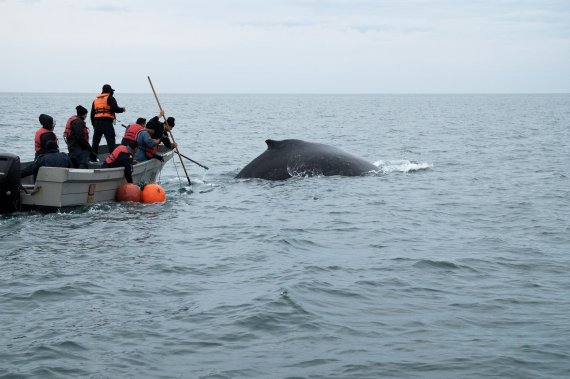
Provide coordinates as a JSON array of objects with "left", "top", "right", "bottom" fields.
[{"left": 0, "top": 145, "right": 173, "bottom": 212}]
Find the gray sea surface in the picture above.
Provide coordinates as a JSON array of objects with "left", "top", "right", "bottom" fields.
[{"left": 1, "top": 93, "right": 569, "bottom": 378}]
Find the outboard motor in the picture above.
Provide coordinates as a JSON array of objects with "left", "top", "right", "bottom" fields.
[{"left": 0, "top": 153, "right": 21, "bottom": 213}]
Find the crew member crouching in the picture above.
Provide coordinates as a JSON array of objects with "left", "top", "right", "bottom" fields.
[
  {"left": 161, "top": 116, "right": 177, "bottom": 150},
  {"left": 102, "top": 141, "right": 137, "bottom": 184},
  {"left": 134, "top": 120, "right": 164, "bottom": 163}
]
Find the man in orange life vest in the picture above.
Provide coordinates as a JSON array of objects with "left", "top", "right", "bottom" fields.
[
  {"left": 102, "top": 141, "right": 137, "bottom": 184},
  {"left": 65, "top": 105, "right": 97, "bottom": 168},
  {"left": 91, "top": 84, "right": 126, "bottom": 155},
  {"left": 35, "top": 114, "right": 59, "bottom": 158}
]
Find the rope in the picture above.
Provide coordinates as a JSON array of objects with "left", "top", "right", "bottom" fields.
[{"left": 170, "top": 151, "right": 183, "bottom": 186}]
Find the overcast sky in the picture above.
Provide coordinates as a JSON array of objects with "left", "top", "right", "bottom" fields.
[{"left": 0, "top": 0, "right": 569, "bottom": 93}]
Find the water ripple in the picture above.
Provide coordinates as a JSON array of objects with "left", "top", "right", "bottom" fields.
[{"left": 1, "top": 94, "right": 569, "bottom": 378}]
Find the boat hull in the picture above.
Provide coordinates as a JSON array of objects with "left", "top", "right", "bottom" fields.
[{"left": 19, "top": 146, "right": 173, "bottom": 211}]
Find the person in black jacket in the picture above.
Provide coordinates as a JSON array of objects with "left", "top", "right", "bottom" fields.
[
  {"left": 91, "top": 84, "right": 126, "bottom": 155},
  {"left": 66, "top": 105, "right": 97, "bottom": 168},
  {"left": 146, "top": 115, "right": 177, "bottom": 150},
  {"left": 21, "top": 138, "right": 73, "bottom": 180},
  {"left": 162, "top": 116, "right": 177, "bottom": 150}
]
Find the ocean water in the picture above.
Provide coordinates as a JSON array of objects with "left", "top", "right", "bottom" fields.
[{"left": 0, "top": 93, "right": 569, "bottom": 379}]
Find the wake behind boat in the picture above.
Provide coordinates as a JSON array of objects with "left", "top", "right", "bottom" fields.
[{"left": 0, "top": 145, "right": 173, "bottom": 213}]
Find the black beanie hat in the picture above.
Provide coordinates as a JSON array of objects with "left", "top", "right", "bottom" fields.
[
  {"left": 76, "top": 105, "right": 88, "bottom": 117},
  {"left": 39, "top": 114, "right": 54, "bottom": 130},
  {"left": 166, "top": 117, "right": 175, "bottom": 128}
]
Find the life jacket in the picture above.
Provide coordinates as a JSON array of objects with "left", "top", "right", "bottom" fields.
[
  {"left": 35, "top": 128, "right": 58, "bottom": 153},
  {"left": 93, "top": 93, "right": 114, "bottom": 119},
  {"left": 64, "top": 115, "right": 78, "bottom": 139},
  {"left": 105, "top": 145, "right": 130, "bottom": 165},
  {"left": 145, "top": 144, "right": 158, "bottom": 159},
  {"left": 123, "top": 123, "right": 144, "bottom": 143},
  {"left": 64, "top": 115, "right": 89, "bottom": 143}
]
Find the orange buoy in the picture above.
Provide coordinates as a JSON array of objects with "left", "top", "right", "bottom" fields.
[
  {"left": 141, "top": 184, "right": 166, "bottom": 203},
  {"left": 115, "top": 183, "right": 141, "bottom": 202}
]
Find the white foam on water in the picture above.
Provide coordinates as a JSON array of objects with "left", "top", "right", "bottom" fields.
[{"left": 373, "top": 160, "right": 433, "bottom": 174}]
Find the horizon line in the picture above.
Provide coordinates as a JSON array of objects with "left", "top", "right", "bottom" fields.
[{"left": 1, "top": 91, "right": 569, "bottom": 96}]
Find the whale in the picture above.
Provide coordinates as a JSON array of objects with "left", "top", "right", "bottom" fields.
[{"left": 235, "top": 139, "right": 377, "bottom": 180}]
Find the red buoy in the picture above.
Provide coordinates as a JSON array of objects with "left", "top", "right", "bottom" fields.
[
  {"left": 141, "top": 184, "right": 166, "bottom": 203},
  {"left": 115, "top": 183, "right": 142, "bottom": 202}
]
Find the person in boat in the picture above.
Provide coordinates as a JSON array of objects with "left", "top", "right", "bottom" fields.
[
  {"left": 162, "top": 116, "right": 178, "bottom": 150},
  {"left": 35, "top": 114, "right": 59, "bottom": 158},
  {"left": 65, "top": 105, "right": 97, "bottom": 168},
  {"left": 146, "top": 115, "right": 177, "bottom": 150},
  {"left": 133, "top": 118, "right": 165, "bottom": 163},
  {"left": 91, "top": 84, "right": 126, "bottom": 155},
  {"left": 120, "top": 117, "right": 145, "bottom": 146},
  {"left": 22, "top": 138, "right": 73, "bottom": 180},
  {"left": 102, "top": 141, "right": 137, "bottom": 184}
]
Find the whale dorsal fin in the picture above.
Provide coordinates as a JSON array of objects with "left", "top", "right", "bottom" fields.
[
  {"left": 265, "top": 139, "right": 282, "bottom": 149},
  {"left": 265, "top": 139, "right": 301, "bottom": 149}
]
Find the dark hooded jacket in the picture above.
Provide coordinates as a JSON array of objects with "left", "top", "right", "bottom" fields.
[
  {"left": 147, "top": 116, "right": 173, "bottom": 149},
  {"left": 21, "top": 143, "right": 73, "bottom": 180},
  {"left": 68, "top": 117, "right": 94, "bottom": 152}
]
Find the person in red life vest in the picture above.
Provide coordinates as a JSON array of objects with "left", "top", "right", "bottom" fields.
[
  {"left": 35, "top": 114, "right": 59, "bottom": 158},
  {"left": 22, "top": 137, "right": 73, "bottom": 180},
  {"left": 90, "top": 84, "right": 126, "bottom": 155},
  {"left": 134, "top": 120, "right": 164, "bottom": 163},
  {"left": 65, "top": 105, "right": 98, "bottom": 168},
  {"left": 102, "top": 141, "right": 137, "bottom": 184},
  {"left": 121, "top": 117, "right": 147, "bottom": 146}
]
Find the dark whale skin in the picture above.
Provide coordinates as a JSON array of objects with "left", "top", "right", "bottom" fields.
[{"left": 236, "top": 139, "right": 377, "bottom": 180}]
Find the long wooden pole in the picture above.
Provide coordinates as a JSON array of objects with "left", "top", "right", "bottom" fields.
[{"left": 147, "top": 76, "right": 192, "bottom": 186}]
